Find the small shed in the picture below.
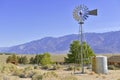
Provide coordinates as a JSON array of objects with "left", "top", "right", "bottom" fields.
[{"left": 108, "top": 55, "right": 120, "bottom": 66}]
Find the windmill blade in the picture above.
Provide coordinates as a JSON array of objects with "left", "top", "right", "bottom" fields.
[{"left": 89, "top": 9, "right": 97, "bottom": 16}]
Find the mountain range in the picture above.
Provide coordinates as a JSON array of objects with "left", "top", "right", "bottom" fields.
[{"left": 0, "top": 31, "right": 120, "bottom": 54}]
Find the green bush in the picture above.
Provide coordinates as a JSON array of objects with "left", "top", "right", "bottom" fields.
[{"left": 33, "top": 53, "right": 52, "bottom": 66}]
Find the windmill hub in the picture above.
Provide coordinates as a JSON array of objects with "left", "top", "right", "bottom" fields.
[{"left": 79, "top": 11, "right": 82, "bottom": 15}]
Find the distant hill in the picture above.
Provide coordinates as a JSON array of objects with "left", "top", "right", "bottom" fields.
[{"left": 1, "top": 31, "right": 120, "bottom": 54}]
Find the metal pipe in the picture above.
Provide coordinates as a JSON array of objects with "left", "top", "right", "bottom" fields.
[{"left": 79, "top": 23, "right": 84, "bottom": 73}]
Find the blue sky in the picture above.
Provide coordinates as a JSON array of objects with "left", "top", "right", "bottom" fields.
[{"left": 0, "top": 0, "right": 120, "bottom": 47}]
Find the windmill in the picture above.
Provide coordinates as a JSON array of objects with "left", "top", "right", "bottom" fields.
[{"left": 73, "top": 4, "right": 97, "bottom": 73}]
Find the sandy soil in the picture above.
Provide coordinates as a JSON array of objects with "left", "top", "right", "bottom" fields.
[
  {"left": 51, "top": 69, "right": 120, "bottom": 80},
  {"left": 13, "top": 68, "right": 120, "bottom": 80},
  {"left": 69, "top": 70, "right": 120, "bottom": 80}
]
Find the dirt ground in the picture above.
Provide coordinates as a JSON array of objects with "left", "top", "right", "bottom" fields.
[
  {"left": 10, "top": 68, "right": 120, "bottom": 80},
  {"left": 64, "top": 69, "right": 120, "bottom": 80},
  {"left": 49, "top": 69, "right": 120, "bottom": 80}
]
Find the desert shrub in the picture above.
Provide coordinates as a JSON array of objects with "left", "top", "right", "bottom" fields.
[
  {"left": 32, "top": 71, "right": 42, "bottom": 80},
  {"left": 32, "top": 74, "right": 43, "bottom": 80},
  {"left": 108, "top": 65, "right": 115, "bottom": 70},
  {"left": 6, "top": 54, "right": 19, "bottom": 65},
  {"left": 20, "top": 68, "right": 35, "bottom": 78},
  {"left": 67, "top": 65, "right": 74, "bottom": 71},
  {"left": 42, "top": 71, "right": 59, "bottom": 80},
  {"left": 1, "top": 63, "right": 17, "bottom": 74},
  {"left": 75, "top": 66, "right": 80, "bottom": 71},
  {"left": 25, "top": 65, "right": 34, "bottom": 71},
  {"left": 32, "top": 71, "right": 59, "bottom": 80},
  {"left": 19, "top": 56, "right": 29, "bottom": 64},
  {"left": 32, "top": 70, "right": 41, "bottom": 74},
  {"left": 2, "top": 66, "right": 10, "bottom": 74},
  {"left": 52, "top": 64, "right": 61, "bottom": 70},
  {"left": 29, "top": 57, "right": 35, "bottom": 64},
  {"left": 6, "top": 63, "right": 17, "bottom": 71},
  {"left": 19, "top": 70, "right": 34, "bottom": 78},
  {"left": 66, "top": 65, "right": 80, "bottom": 71},
  {"left": 14, "top": 66, "right": 34, "bottom": 78},
  {"left": 13, "top": 69, "right": 24, "bottom": 76},
  {"left": 43, "top": 71, "right": 58, "bottom": 78},
  {"left": 34, "top": 54, "right": 43, "bottom": 65},
  {"left": 19, "top": 71, "right": 33, "bottom": 78},
  {"left": 41, "top": 64, "right": 51, "bottom": 70},
  {"left": 34, "top": 65, "right": 40, "bottom": 69},
  {"left": 32, "top": 71, "right": 78, "bottom": 80},
  {"left": 61, "top": 75, "right": 78, "bottom": 80}
]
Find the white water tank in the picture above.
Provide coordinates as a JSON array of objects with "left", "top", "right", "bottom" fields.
[{"left": 96, "top": 56, "right": 108, "bottom": 74}]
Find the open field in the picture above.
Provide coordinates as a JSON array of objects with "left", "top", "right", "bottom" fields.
[{"left": 0, "top": 54, "right": 120, "bottom": 80}]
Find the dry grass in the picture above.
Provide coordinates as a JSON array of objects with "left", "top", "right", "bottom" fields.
[
  {"left": 0, "top": 54, "right": 10, "bottom": 63},
  {"left": 51, "top": 54, "right": 67, "bottom": 62},
  {"left": 96, "top": 53, "right": 120, "bottom": 58},
  {"left": 0, "top": 63, "right": 120, "bottom": 80},
  {"left": 0, "top": 54, "right": 120, "bottom": 80}
]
